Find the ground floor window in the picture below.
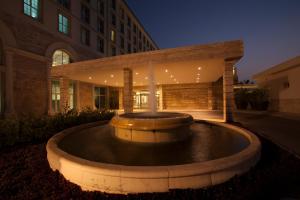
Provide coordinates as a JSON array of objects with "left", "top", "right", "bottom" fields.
[
  {"left": 69, "top": 81, "right": 76, "bottom": 110},
  {"left": 109, "top": 88, "right": 119, "bottom": 109},
  {"left": 51, "top": 80, "right": 60, "bottom": 113},
  {"left": 133, "top": 90, "right": 160, "bottom": 109},
  {"left": 0, "top": 72, "right": 4, "bottom": 116},
  {"left": 94, "top": 87, "right": 107, "bottom": 109}
]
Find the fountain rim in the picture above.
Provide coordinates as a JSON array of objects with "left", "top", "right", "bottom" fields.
[
  {"left": 110, "top": 112, "right": 194, "bottom": 130},
  {"left": 46, "top": 120, "right": 261, "bottom": 194}
]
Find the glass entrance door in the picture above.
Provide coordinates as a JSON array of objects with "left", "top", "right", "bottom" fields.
[{"left": 133, "top": 91, "right": 160, "bottom": 109}]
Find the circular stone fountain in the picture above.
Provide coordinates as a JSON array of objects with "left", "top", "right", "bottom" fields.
[
  {"left": 46, "top": 112, "right": 261, "bottom": 194},
  {"left": 110, "top": 112, "right": 194, "bottom": 143}
]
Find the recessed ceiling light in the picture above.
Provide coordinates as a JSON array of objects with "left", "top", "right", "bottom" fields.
[
  {"left": 198, "top": 67, "right": 202, "bottom": 70},
  {"left": 110, "top": 74, "right": 114, "bottom": 78},
  {"left": 165, "top": 69, "right": 168, "bottom": 73},
  {"left": 135, "top": 72, "right": 139, "bottom": 75},
  {"left": 88, "top": 76, "right": 92, "bottom": 80},
  {"left": 104, "top": 80, "right": 107, "bottom": 83},
  {"left": 170, "top": 75, "right": 174, "bottom": 78}
]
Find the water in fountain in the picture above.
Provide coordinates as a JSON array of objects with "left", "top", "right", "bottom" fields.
[{"left": 148, "top": 62, "right": 157, "bottom": 114}]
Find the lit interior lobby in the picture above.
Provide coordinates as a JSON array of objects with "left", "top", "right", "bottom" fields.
[{"left": 50, "top": 40, "right": 243, "bottom": 122}]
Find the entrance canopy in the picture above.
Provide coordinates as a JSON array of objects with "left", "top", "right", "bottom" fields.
[{"left": 51, "top": 40, "right": 243, "bottom": 87}]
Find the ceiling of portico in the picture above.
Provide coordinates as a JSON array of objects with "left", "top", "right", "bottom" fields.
[{"left": 51, "top": 40, "right": 243, "bottom": 87}]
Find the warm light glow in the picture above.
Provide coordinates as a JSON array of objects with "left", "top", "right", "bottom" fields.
[
  {"left": 104, "top": 80, "right": 107, "bottom": 83},
  {"left": 110, "top": 74, "right": 114, "bottom": 78},
  {"left": 145, "top": 77, "right": 148, "bottom": 80},
  {"left": 165, "top": 69, "right": 168, "bottom": 73},
  {"left": 170, "top": 75, "right": 174, "bottom": 78},
  {"left": 135, "top": 72, "right": 139, "bottom": 75},
  {"left": 198, "top": 67, "right": 202, "bottom": 70},
  {"left": 88, "top": 76, "right": 92, "bottom": 80}
]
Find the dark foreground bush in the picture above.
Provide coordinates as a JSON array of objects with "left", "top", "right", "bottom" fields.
[
  {"left": 0, "top": 108, "right": 115, "bottom": 149},
  {"left": 234, "top": 88, "right": 269, "bottom": 111},
  {"left": 248, "top": 89, "right": 269, "bottom": 110}
]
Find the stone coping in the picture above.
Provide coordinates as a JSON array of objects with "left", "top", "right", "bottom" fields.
[
  {"left": 46, "top": 120, "right": 261, "bottom": 194},
  {"left": 110, "top": 112, "right": 194, "bottom": 130}
]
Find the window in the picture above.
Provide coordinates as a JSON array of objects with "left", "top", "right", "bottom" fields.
[
  {"left": 69, "top": 81, "right": 76, "bottom": 110},
  {"left": 97, "top": 18, "right": 104, "bottom": 34},
  {"left": 133, "top": 36, "right": 137, "bottom": 45},
  {"left": 139, "top": 30, "right": 142, "bottom": 39},
  {"left": 111, "top": 46, "right": 116, "bottom": 56},
  {"left": 111, "top": 13, "right": 116, "bottom": 26},
  {"left": 119, "top": 7, "right": 125, "bottom": 19},
  {"left": 139, "top": 42, "right": 142, "bottom": 50},
  {"left": 127, "top": 43, "right": 131, "bottom": 53},
  {"left": 80, "top": 27, "right": 90, "bottom": 45},
  {"left": 120, "top": 22, "right": 125, "bottom": 34},
  {"left": 120, "top": 36, "right": 124, "bottom": 49},
  {"left": 97, "top": 37, "right": 104, "bottom": 53},
  {"left": 58, "top": 13, "right": 70, "bottom": 35},
  {"left": 133, "top": 24, "right": 137, "bottom": 33},
  {"left": 52, "top": 50, "right": 71, "bottom": 66},
  {"left": 81, "top": 4, "right": 90, "bottom": 24},
  {"left": 110, "top": 30, "right": 115, "bottom": 42},
  {"left": 94, "top": 87, "right": 106, "bottom": 109},
  {"left": 127, "top": 29, "right": 131, "bottom": 40},
  {"left": 23, "top": 0, "right": 40, "bottom": 19},
  {"left": 127, "top": 16, "right": 131, "bottom": 27},
  {"left": 0, "top": 39, "right": 3, "bottom": 65},
  {"left": 51, "top": 80, "right": 60, "bottom": 113},
  {"left": 97, "top": 0, "right": 104, "bottom": 16},
  {"left": 133, "top": 48, "right": 137, "bottom": 53},
  {"left": 57, "top": 0, "right": 70, "bottom": 9},
  {"left": 111, "top": 0, "right": 116, "bottom": 10},
  {"left": 0, "top": 72, "right": 4, "bottom": 115}
]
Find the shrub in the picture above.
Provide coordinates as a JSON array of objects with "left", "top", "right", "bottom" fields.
[
  {"left": 234, "top": 89, "right": 249, "bottom": 110},
  {"left": 248, "top": 89, "right": 269, "bottom": 111},
  {"left": 0, "top": 109, "right": 115, "bottom": 150}
]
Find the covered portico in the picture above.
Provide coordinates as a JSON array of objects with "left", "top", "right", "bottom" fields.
[{"left": 50, "top": 40, "right": 243, "bottom": 122}]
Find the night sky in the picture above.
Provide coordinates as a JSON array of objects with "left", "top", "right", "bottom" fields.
[{"left": 126, "top": 0, "right": 300, "bottom": 81}]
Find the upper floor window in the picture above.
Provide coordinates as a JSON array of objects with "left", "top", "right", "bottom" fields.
[
  {"left": 119, "top": 7, "right": 125, "bottom": 19},
  {"left": 111, "top": 13, "right": 116, "bottom": 26},
  {"left": 111, "top": 46, "right": 116, "bottom": 56},
  {"left": 97, "top": 37, "right": 104, "bottom": 53},
  {"left": 120, "top": 36, "right": 124, "bottom": 49},
  {"left": 81, "top": 4, "right": 90, "bottom": 24},
  {"left": 120, "top": 22, "right": 125, "bottom": 34},
  {"left": 0, "top": 39, "right": 3, "bottom": 65},
  {"left": 58, "top": 14, "right": 70, "bottom": 35},
  {"left": 111, "top": 30, "right": 115, "bottom": 42},
  {"left": 97, "top": 18, "right": 104, "bottom": 34},
  {"left": 57, "top": 0, "right": 70, "bottom": 9},
  {"left": 127, "top": 16, "right": 131, "bottom": 27},
  {"left": 80, "top": 27, "right": 90, "bottom": 45},
  {"left": 52, "top": 50, "right": 71, "bottom": 66},
  {"left": 133, "top": 24, "right": 137, "bottom": 33},
  {"left": 111, "top": 0, "right": 116, "bottom": 10},
  {"left": 97, "top": 0, "right": 104, "bottom": 16},
  {"left": 23, "top": 0, "right": 41, "bottom": 19}
]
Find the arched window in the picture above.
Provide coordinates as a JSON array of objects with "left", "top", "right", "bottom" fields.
[
  {"left": 0, "top": 39, "right": 3, "bottom": 65},
  {"left": 52, "top": 49, "right": 71, "bottom": 66}
]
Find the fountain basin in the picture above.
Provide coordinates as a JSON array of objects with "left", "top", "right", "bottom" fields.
[
  {"left": 46, "top": 120, "right": 261, "bottom": 194},
  {"left": 110, "top": 112, "right": 194, "bottom": 143}
]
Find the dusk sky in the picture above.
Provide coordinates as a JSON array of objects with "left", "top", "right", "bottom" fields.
[{"left": 126, "top": 0, "right": 300, "bottom": 81}]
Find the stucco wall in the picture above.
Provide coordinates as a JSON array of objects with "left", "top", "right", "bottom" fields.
[
  {"left": 256, "top": 65, "right": 300, "bottom": 113},
  {"left": 13, "top": 54, "right": 48, "bottom": 116}
]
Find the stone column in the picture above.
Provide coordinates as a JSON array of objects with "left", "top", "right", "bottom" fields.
[
  {"left": 46, "top": 60, "right": 53, "bottom": 115},
  {"left": 118, "top": 87, "right": 123, "bottom": 111},
  {"left": 4, "top": 50, "right": 15, "bottom": 117},
  {"left": 159, "top": 85, "right": 163, "bottom": 111},
  {"left": 123, "top": 68, "right": 133, "bottom": 113},
  {"left": 223, "top": 60, "right": 234, "bottom": 122}
]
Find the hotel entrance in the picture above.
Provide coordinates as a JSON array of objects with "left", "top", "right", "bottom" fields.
[{"left": 133, "top": 90, "right": 160, "bottom": 109}]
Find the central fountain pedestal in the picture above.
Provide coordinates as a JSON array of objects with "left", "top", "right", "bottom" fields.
[{"left": 110, "top": 112, "right": 194, "bottom": 143}]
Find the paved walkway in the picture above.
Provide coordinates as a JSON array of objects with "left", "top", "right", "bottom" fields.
[{"left": 234, "top": 111, "right": 300, "bottom": 157}]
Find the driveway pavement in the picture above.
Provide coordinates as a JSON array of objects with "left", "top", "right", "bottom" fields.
[{"left": 234, "top": 111, "right": 300, "bottom": 157}]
